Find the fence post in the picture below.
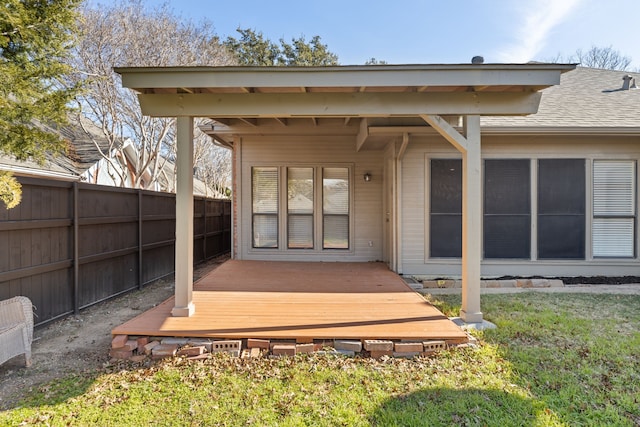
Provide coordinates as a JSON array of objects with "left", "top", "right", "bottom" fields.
[
  {"left": 138, "top": 190, "right": 143, "bottom": 290},
  {"left": 203, "top": 197, "right": 207, "bottom": 261},
  {"left": 73, "top": 182, "right": 79, "bottom": 315}
]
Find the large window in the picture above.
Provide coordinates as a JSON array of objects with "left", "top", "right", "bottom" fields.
[
  {"left": 483, "top": 160, "right": 531, "bottom": 259},
  {"left": 251, "top": 165, "right": 350, "bottom": 251},
  {"left": 323, "top": 168, "right": 350, "bottom": 249},
  {"left": 538, "top": 159, "right": 585, "bottom": 259},
  {"left": 428, "top": 157, "right": 637, "bottom": 261},
  {"left": 592, "top": 160, "right": 636, "bottom": 258},
  {"left": 252, "top": 167, "right": 278, "bottom": 248},
  {"left": 430, "top": 159, "right": 462, "bottom": 258}
]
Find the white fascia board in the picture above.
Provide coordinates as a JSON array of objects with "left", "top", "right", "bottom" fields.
[{"left": 116, "top": 64, "right": 574, "bottom": 90}]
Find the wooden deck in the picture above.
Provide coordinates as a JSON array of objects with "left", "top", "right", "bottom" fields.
[{"left": 112, "top": 260, "right": 468, "bottom": 344}]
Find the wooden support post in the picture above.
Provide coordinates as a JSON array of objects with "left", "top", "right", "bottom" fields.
[
  {"left": 460, "top": 115, "right": 483, "bottom": 323},
  {"left": 172, "top": 116, "right": 195, "bottom": 317}
]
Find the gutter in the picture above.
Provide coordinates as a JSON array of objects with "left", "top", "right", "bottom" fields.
[{"left": 0, "top": 164, "right": 79, "bottom": 182}]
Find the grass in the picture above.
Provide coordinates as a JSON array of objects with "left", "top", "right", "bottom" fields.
[{"left": 2, "top": 293, "right": 639, "bottom": 426}]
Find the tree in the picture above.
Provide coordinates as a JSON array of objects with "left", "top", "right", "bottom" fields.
[
  {"left": 224, "top": 28, "right": 338, "bottom": 66},
  {"left": 0, "top": 0, "right": 82, "bottom": 208},
  {"left": 223, "top": 28, "right": 281, "bottom": 66},
  {"left": 550, "top": 45, "right": 633, "bottom": 71},
  {"left": 280, "top": 35, "right": 338, "bottom": 66},
  {"left": 69, "top": 0, "right": 234, "bottom": 192},
  {"left": 575, "top": 46, "right": 632, "bottom": 70},
  {"left": 364, "top": 57, "right": 388, "bottom": 65}
]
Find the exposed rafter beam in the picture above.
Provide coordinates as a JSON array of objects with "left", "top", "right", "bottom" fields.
[
  {"left": 238, "top": 118, "right": 257, "bottom": 127},
  {"left": 398, "top": 132, "right": 409, "bottom": 160},
  {"left": 273, "top": 117, "right": 288, "bottom": 126},
  {"left": 344, "top": 117, "right": 352, "bottom": 126},
  {"left": 209, "top": 118, "right": 231, "bottom": 126},
  {"left": 420, "top": 114, "right": 469, "bottom": 153},
  {"left": 356, "top": 118, "right": 369, "bottom": 152},
  {"left": 137, "top": 92, "right": 543, "bottom": 117}
]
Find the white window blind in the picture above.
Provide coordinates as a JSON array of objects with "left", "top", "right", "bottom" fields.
[
  {"left": 323, "top": 167, "right": 349, "bottom": 249},
  {"left": 592, "top": 160, "right": 636, "bottom": 257},
  {"left": 288, "top": 168, "right": 314, "bottom": 249},
  {"left": 252, "top": 167, "right": 278, "bottom": 248}
]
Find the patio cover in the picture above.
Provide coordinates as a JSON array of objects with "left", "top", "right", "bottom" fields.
[{"left": 116, "top": 63, "right": 575, "bottom": 324}]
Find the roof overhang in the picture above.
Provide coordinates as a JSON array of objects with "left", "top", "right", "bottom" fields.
[{"left": 115, "top": 63, "right": 575, "bottom": 149}]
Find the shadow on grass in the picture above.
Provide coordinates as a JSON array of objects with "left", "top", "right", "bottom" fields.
[
  {"left": 7, "top": 370, "right": 101, "bottom": 410},
  {"left": 371, "top": 387, "right": 547, "bottom": 427}
]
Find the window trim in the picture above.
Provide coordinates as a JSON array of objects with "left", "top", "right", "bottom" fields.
[
  {"left": 247, "top": 163, "right": 354, "bottom": 255},
  {"left": 592, "top": 160, "right": 637, "bottom": 259},
  {"left": 287, "top": 167, "right": 315, "bottom": 250},
  {"left": 251, "top": 167, "right": 279, "bottom": 249}
]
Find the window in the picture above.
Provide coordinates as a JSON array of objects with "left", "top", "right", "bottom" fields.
[
  {"left": 251, "top": 165, "right": 350, "bottom": 251},
  {"left": 252, "top": 167, "right": 278, "bottom": 248},
  {"left": 323, "top": 167, "right": 349, "bottom": 249},
  {"left": 592, "top": 160, "right": 636, "bottom": 258},
  {"left": 538, "top": 159, "right": 585, "bottom": 259},
  {"left": 288, "top": 167, "right": 314, "bottom": 249},
  {"left": 484, "top": 160, "right": 530, "bottom": 259},
  {"left": 429, "top": 159, "right": 462, "bottom": 258}
]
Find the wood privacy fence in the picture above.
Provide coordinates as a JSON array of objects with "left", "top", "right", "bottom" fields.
[{"left": 0, "top": 176, "right": 231, "bottom": 326}]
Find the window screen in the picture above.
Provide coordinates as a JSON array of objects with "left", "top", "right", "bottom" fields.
[
  {"left": 484, "top": 160, "right": 530, "bottom": 259},
  {"left": 323, "top": 167, "right": 349, "bottom": 249},
  {"left": 288, "top": 167, "right": 314, "bottom": 249},
  {"left": 538, "top": 159, "right": 585, "bottom": 259},
  {"left": 592, "top": 160, "right": 636, "bottom": 257},
  {"left": 430, "top": 159, "right": 462, "bottom": 258},
  {"left": 252, "top": 167, "right": 278, "bottom": 248}
]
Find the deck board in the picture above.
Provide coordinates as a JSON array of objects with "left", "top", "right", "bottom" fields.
[{"left": 112, "top": 260, "right": 468, "bottom": 343}]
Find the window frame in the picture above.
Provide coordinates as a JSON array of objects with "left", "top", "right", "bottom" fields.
[
  {"left": 251, "top": 166, "right": 279, "bottom": 249},
  {"left": 483, "top": 159, "right": 532, "bottom": 260},
  {"left": 287, "top": 167, "right": 315, "bottom": 250},
  {"left": 592, "top": 160, "right": 637, "bottom": 259},
  {"left": 248, "top": 164, "right": 354, "bottom": 254}
]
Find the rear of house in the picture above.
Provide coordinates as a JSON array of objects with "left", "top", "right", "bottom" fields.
[{"left": 222, "top": 67, "right": 639, "bottom": 278}]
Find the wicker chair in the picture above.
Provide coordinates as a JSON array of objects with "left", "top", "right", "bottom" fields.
[{"left": 0, "top": 296, "right": 34, "bottom": 367}]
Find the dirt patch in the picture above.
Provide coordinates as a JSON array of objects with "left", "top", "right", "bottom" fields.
[{"left": 0, "top": 254, "right": 228, "bottom": 410}]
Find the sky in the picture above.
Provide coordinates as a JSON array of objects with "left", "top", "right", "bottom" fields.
[{"left": 141, "top": 0, "right": 638, "bottom": 68}]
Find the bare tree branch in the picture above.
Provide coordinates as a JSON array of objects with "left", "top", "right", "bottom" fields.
[{"left": 66, "top": 0, "right": 234, "bottom": 193}]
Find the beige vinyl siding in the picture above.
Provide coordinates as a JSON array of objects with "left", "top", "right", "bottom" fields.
[
  {"left": 401, "top": 133, "right": 640, "bottom": 278},
  {"left": 239, "top": 135, "right": 384, "bottom": 262}
]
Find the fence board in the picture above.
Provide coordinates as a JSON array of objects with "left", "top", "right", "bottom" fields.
[{"left": 0, "top": 177, "right": 231, "bottom": 326}]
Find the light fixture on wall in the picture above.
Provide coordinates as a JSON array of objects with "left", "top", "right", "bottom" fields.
[{"left": 363, "top": 173, "right": 372, "bottom": 182}]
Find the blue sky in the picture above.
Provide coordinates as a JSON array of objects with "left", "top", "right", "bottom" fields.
[{"left": 145, "top": 0, "right": 638, "bottom": 68}]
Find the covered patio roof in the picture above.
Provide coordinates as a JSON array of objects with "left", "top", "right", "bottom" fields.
[{"left": 116, "top": 63, "right": 574, "bottom": 324}]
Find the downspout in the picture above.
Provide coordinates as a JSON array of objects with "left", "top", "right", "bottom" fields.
[{"left": 395, "top": 132, "right": 410, "bottom": 274}]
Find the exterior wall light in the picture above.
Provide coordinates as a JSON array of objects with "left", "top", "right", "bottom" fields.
[{"left": 363, "top": 173, "right": 372, "bottom": 182}]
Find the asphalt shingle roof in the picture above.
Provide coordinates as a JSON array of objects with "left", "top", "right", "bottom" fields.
[{"left": 482, "top": 67, "right": 640, "bottom": 129}]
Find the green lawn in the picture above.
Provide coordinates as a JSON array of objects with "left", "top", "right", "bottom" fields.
[{"left": 2, "top": 293, "right": 639, "bottom": 426}]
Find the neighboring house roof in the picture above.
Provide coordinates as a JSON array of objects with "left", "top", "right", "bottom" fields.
[
  {"left": 482, "top": 67, "right": 640, "bottom": 131},
  {"left": 0, "top": 114, "right": 113, "bottom": 180},
  {"left": 1, "top": 115, "right": 223, "bottom": 197}
]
